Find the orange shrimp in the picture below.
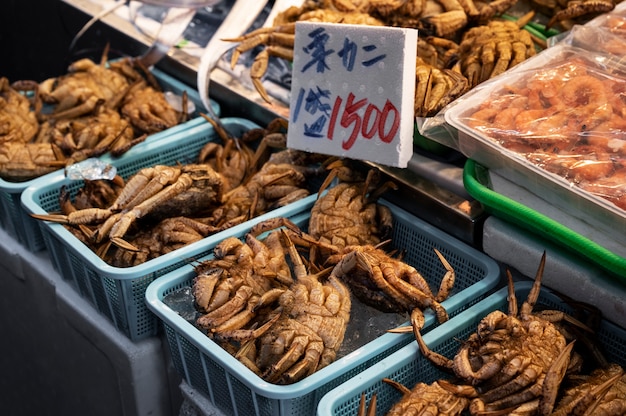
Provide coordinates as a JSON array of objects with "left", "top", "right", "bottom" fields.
[
  {"left": 605, "top": 79, "right": 626, "bottom": 118},
  {"left": 561, "top": 146, "right": 616, "bottom": 182},
  {"left": 579, "top": 168, "right": 626, "bottom": 208},
  {"left": 558, "top": 75, "right": 608, "bottom": 110},
  {"left": 526, "top": 78, "right": 561, "bottom": 110}
]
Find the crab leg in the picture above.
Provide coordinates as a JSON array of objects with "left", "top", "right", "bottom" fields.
[{"left": 105, "top": 172, "right": 194, "bottom": 247}]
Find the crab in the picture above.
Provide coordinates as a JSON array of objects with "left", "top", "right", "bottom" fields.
[
  {"left": 225, "top": 5, "right": 385, "bottom": 103},
  {"left": 207, "top": 160, "right": 311, "bottom": 230},
  {"left": 193, "top": 230, "right": 292, "bottom": 341},
  {"left": 38, "top": 56, "right": 131, "bottom": 120},
  {"left": 39, "top": 106, "right": 138, "bottom": 161},
  {"left": 120, "top": 79, "right": 186, "bottom": 135},
  {"left": 552, "top": 363, "right": 626, "bottom": 415},
  {"left": 234, "top": 228, "right": 351, "bottom": 384},
  {"left": 31, "top": 163, "right": 224, "bottom": 252},
  {"left": 374, "top": 379, "right": 471, "bottom": 416},
  {"left": 309, "top": 161, "right": 396, "bottom": 258},
  {"left": 410, "top": 253, "right": 586, "bottom": 415},
  {"left": 530, "top": 0, "right": 618, "bottom": 29},
  {"left": 197, "top": 114, "right": 258, "bottom": 193},
  {"left": 0, "top": 141, "right": 67, "bottom": 182},
  {"left": 0, "top": 78, "right": 40, "bottom": 144},
  {"left": 457, "top": 20, "right": 536, "bottom": 88},
  {"left": 329, "top": 244, "right": 454, "bottom": 320},
  {"left": 414, "top": 57, "right": 469, "bottom": 117}
]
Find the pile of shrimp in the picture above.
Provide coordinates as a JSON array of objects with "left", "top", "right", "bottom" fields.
[{"left": 462, "top": 50, "right": 626, "bottom": 210}]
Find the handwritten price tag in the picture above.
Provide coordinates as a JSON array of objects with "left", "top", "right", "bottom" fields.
[{"left": 287, "top": 21, "right": 417, "bottom": 168}]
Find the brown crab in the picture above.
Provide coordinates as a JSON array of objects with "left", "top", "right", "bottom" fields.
[
  {"left": 365, "top": 379, "right": 472, "bottom": 416},
  {"left": 552, "top": 362, "right": 626, "bottom": 415},
  {"left": 0, "top": 78, "right": 40, "bottom": 144},
  {"left": 38, "top": 106, "right": 139, "bottom": 160},
  {"left": 457, "top": 20, "right": 536, "bottom": 88},
  {"left": 234, "top": 228, "right": 351, "bottom": 384},
  {"left": 193, "top": 229, "right": 292, "bottom": 342},
  {"left": 329, "top": 244, "right": 454, "bottom": 321},
  {"left": 0, "top": 142, "right": 67, "bottom": 182},
  {"left": 309, "top": 161, "right": 396, "bottom": 257},
  {"left": 414, "top": 57, "right": 469, "bottom": 117},
  {"left": 529, "top": 0, "right": 617, "bottom": 29},
  {"left": 411, "top": 253, "right": 582, "bottom": 415},
  {"left": 38, "top": 55, "right": 131, "bottom": 120},
  {"left": 31, "top": 163, "right": 224, "bottom": 252}
]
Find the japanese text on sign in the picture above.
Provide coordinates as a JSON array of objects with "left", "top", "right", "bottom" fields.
[{"left": 287, "top": 21, "right": 416, "bottom": 168}]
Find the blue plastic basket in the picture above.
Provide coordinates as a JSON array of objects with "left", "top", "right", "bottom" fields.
[
  {"left": 145, "top": 201, "right": 501, "bottom": 416},
  {"left": 20, "top": 117, "right": 317, "bottom": 341},
  {"left": 0, "top": 66, "right": 219, "bottom": 252},
  {"left": 317, "top": 281, "right": 626, "bottom": 416}
]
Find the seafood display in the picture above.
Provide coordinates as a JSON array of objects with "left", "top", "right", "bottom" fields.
[
  {"left": 306, "top": 161, "right": 455, "bottom": 320},
  {"left": 192, "top": 218, "right": 352, "bottom": 384},
  {"left": 360, "top": 254, "right": 626, "bottom": 415},
  {"left": 0, "top": 53, "right": 188, "bottom": 182},
  {"left": 185, "top": 160, "right": 466, "bottom": 385},
  {"left": 456, "top": 46, "right": 626, "bottom": 211},
  {"left": 31, "top": 118, "right": 323, "bottom": 267},
  {"left": 223, "top": 0, "right": 620, "bottom": 117}
]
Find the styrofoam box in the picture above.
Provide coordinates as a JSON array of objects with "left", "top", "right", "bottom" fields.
[
  {"left": 318, "top": 281, "right": 626, "bottom": 415},
  {"left": 145, "top": 200, "right": 501, "bottom": 416},
  {"left": 444, "top": 43, "right": 626, "bottom": 248},
  {"left": 20, "top": 117, "right": 318, "bottom": 341},
  {"left": 1, "top": 66, "right": 220, "bottom": 252}
]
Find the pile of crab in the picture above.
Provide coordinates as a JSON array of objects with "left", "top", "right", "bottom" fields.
[
  {"left": 0, "top": 47, "right": 189, "bottom": 182},
  {"left": 188, "top": 160, "right": 457, "bottom": 385},
  {"left": 359, "top": 254, "right": 626, "bottom": 415},
  {"left": 225, "top": 0, "right": 621, "bottom": 117},
  {"left": 31, "top": 118, "right": 328, "bottom": 268}
]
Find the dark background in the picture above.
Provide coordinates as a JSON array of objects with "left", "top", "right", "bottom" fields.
[{"left": 0, "top": 0, "right": 146, "bottom": 82}]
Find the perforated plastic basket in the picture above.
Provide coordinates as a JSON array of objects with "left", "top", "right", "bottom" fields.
[
  {"left": 20, "top": 117, "right": 318, "bottom": 341},
  {"left": 317, "top": 281, "right": 626, "bottom": 415},
  {"left": 0, "top": 66, "right": 219, "bottom": 252},
  {"left": 145, "top": 201, "right": 501, "bottom": 416}
]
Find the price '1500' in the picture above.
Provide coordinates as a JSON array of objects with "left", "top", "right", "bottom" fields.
[{"left": 328, "top": 92, "right": 400, "bottom": 150}]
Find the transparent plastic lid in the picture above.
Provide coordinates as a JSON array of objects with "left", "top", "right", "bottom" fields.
[{"left": 136, "top": 0, "right": 222, "bottom": 7}]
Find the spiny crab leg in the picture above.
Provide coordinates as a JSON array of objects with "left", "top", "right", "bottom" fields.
[
  {"left": 539, "top": 341, "right": 575, "bottom": 414},
  {"left": 357, "top": 392, "right": 377, "bottom": 416},
  {"left": 434, "top": 248, "right": 455, "bottom": 302},
  {"left": 410, "top": 308, "right": 455, "bottom": 372},
  {"left": 30, "top": 207, "right": 114, "bottom": 225},
  {"left": 102, "top": 172, "right": 195, "bottom": 248}
]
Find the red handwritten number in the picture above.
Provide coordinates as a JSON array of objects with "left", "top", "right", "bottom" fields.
[
  {"left": 340, "top": 93, "right": 367, "bottom": 150},
  {"left": 362, "top": 104, "right": 380, "bottom": 140},
  {"left": 327, "top": 94, "right": 400, "bottom": 150},
  {"left": 379, "top": 100, "right": 400, "bottom": 143},
  {"left": 327, "top": 95, "right": 342, "bottom": 141}
]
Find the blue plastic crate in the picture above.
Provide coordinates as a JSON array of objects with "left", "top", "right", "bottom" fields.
[
  {"left": 20, "top": 117, "right": 316, "bottom": 341},
  {"left": 318, "top": 281, "right": 626, "bottom": 416},
  {"left": 1, "top": 66, "right": 219, "bottom": 252},
  {"left": 145, "top": 201, "right": 501, "bottom": 416}
]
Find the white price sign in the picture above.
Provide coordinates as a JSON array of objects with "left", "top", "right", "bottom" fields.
[{"left": 287, "top": 21, "right": 417, "bottom": 168}]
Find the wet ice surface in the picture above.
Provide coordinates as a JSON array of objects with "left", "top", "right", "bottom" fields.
[
  {"left": 65, "top": 158, "right": 117, "bottom": 180},
  {"left": 163, "top": 285, "right": 410, "bottom": 360}
]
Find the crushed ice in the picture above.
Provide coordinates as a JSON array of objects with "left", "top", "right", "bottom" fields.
[
  {"left": 163, "top": 285, "right": 410, "bottom": 360},
  {"left": 65, "top": 158, "right": 117, "bottom": 180}
]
